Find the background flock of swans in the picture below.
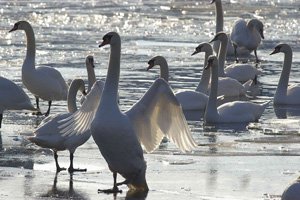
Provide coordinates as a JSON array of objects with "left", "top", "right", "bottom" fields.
[{"left": 1, "top": 0, "right": 300, "bottom": 198}]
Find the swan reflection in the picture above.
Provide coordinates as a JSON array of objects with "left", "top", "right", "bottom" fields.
[{"left": 274, "top": 105, "right": 300, "bottom": 119}]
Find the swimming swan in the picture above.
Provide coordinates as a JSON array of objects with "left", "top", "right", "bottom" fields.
[
  {"left": 9, "top": 21, "right": 68, "bottom": 116},
  {"left": 230, "top": 18, "right": 264, "bottom": 63},
  {"left": 204, "top": 55, "right": 269, "bottom": 123},
  {"left": 270, "top": 44, "right": 300, "bottom": 105},
  {"left": 58, "top": 32, "right": 196, "bottom": 193},
  {"left": 0, "top": 76, "right": 35, "bottom": 128},
  {"left": 211, "top": 0, "right": 250, "bottom": 57},
  {"left": 147, "top": 56, "right": 208, "bottom": 111},
  {"left": 211, "top": 32, "right": 261, "bottom": 82},
  {"left": 192, "top": 42, "right": 252, "bottom": 97}
]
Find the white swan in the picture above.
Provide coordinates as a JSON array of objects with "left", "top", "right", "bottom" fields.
[
  {"left": 270, "top": 44, "right": 300, "bottom": 105},
  {"left": 230, "top": 18, "right": 264, "bottom": 63},
  {"left": 0, "top": 76, "right": 35, "bottom": 128},
  {"left": 9, "top": 21, "right": 68, "bottom": 116},
  {"left": 204, "top": 55, "right": 269, "bottom": 123},
  {"left": 58, "top": 32, "right": 196, "bottom": 193},
  {"left": 192, "top": 42, "right": 252, "bottom": 97},
  {"left": 211, "top": 0, "right": 250, "bottom": 57},
  {"left": 211, "top": 32, "right": 261, "bottom": 82},
  {"left": 147, "top": 56, "right": 208, "bottom": 111}
]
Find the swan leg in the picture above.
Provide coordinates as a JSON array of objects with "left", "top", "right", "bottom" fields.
[
  {"left": 34, "top": 97, "right": 43, "bottom": 115},
  {"left": 98, "top": 172, "right": 122, "bottom": 194},
  {"left": 45, "top": 101, "right": 52, "bottom": 116},
  {"left": 254, "top": 49, "right": 260, "bottom": 63},
  {"left": 68, "top": 152, "right": 87, "bottom": 173},
  {"left": 54, "top": 151, "right": 66, "bottom": 172},
  {"left": 0, "top": 114, "right": 2, "bottom": 128},
  {"left": 233, "top": 44, "right": 239, "bottom": 63}
]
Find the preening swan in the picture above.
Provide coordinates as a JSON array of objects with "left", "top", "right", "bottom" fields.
[
  {"left": 204, "top": 55, "right": 269, "bottom": 123},
  {"left": 9, "top": 21, "right": 68, "bottom": 116},
  {"left": 211, "top": 32, "right": 261, "bottom": 82},
  {"left": 147, "top": 56, "right": 208, "bottom": 111},
  {"left": 270, "top": 44, "right": 300, "bottom": 105},
  {"left": 0, "top": 76, "right": 35, "bottom": 128},
  {"left": 192, "top": 42, "right": 252, "bottom": 97},
  {"left": 230, "top": 18, "right": 264, "bottom": 63},
  {"left": 211, "top": 0, "right": 250, "bottom": 57},
  {"left": 58, "top": 32, "right": 196, "bottom": 193},
  {"left": 28, "top": 79, "right": 89, "bottom": 172}
]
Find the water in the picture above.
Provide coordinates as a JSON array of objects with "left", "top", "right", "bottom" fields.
[{"left": 0, "top": 0, "right": 300, "bottom": 199}]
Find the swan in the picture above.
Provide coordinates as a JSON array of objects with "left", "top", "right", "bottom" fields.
[
  {"left": 0, "top": 76, "right": 36, "bottom": 128},
  {"left": 270, "top": 44, "right": 300, "bottom": 105},
  {"left": 58, "top": 32, "right": 196, "bottom": 193},
  {"left": 230, "top": 18, "right": 264, "bottom": 63},
  {"left": 204, "top": 55, "right": 269, "bottom": 123},
  {"left": 147, "top": 56, "right": 208, "bottom": 111},
  {"left": 211, "top": 32, "right": 261, "bottom": 82},
  {"left": 9, "top": 21, "right": 68, "bottom": 116},
  {"left": 211, "top": 0, "right": 250, "bottom": 57},
  {"left": 192, "top": 42, "right": 252, "bottom": 97}
]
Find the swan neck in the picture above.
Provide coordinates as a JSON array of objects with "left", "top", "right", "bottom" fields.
[
  {"left": 67, "top": 82, "right": 82, "bottom": 113},
  {"left": 197, "top": 50, "right": 212, "bottom": 93},
  {"left": 158, "top": 59, "right": 169, "bottom": 82},
  {"left": 217, "top": 37, "right": 227, "bottom": 76},
  {"left": 205, "top": 63, "right": 219, "bottom": 121},
  {"left": 87, "top": 66, "right": 96, "bottom": 92},
  {"left": 23, "top": 25, "right": 36, "bottom": 69},
  {"left": 215, "top": 0, "right": 224, "bottom": 33},
  {"left": 276, "top": 50, "right": 292, "bottom": 98}
]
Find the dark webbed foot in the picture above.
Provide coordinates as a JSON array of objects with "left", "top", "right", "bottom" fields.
[
  {"left": 98, "top": 186, "right": 122, "bottom": 194},
  {"left": 68, "top": 167, "right": 87, "bottom": 173},
  {"left": 56, "top": 167, "right": 66, "bottom": 173}
]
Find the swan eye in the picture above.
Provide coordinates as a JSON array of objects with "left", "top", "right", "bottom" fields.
[{"left": 148, "top": 59, "right": 154, "bottom": 65}]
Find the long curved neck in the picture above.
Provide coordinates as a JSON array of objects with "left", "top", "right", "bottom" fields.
[
  {"left": 275, "top": 49, "right": 292, "bottom": 99},
  {"left": 196, "top": 49, "right": 213, "bottom": 93},
  {"left": 67, "top": 81, "right": 83, "bottom": 113},
  {"left": 23, "top": 24, "right": 36, "bottom": 70},
  {"left": 217, "top": 36, "right": 227, "bottom": 76},
  {"left": 157, "top": 58, "right": 169, "bottom": 82},
  {"left": 100, "top": 41, "right": 121, "bottom": 110},
  {"left": 205, "top": 63, "right": 219, "bottom": 121},
  {"left": 87, "top": 66, "right": 96, "bottom": 92},
  {"left": 213, "top": 0, "right": 224, "bottom": 53}
]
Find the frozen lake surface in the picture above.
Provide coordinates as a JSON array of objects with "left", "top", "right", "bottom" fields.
[{"left": 0, "top": 0, "right": 300, "bottom": 199}]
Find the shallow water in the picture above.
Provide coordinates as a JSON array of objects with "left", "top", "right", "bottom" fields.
[{"left": 0, "top": 0, "right": 300, "bottom": 199}]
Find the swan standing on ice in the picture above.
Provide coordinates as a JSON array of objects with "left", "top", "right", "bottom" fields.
[
  {"left": 204, "top": 55, "right": 269, "bottom": 123},
  {"left": 270, "top": 44, "right": 300, "bottom": 105},
  {"left": 9, "top": 21, "right": 68, "bottom": 116},
  {"left": 211, "top": 0, "right": 250, "bottom": 57},
  {"left": 230, "top": 18, "right": 264, "bottom": 63},
  {"left": 28, "top": 56, "right": 102, "bottom": 173},
  {"left": 0, "top": 76, "right": 36, "bottom": 128},
  {"left": 147, "top": 56, "right": 208, "bottom": 111},
  {"left": 211, "top": 32, "right": 261, "bottom": 82},
  {"left": 58, "top": 32, "right": 196, "bottom": 193}
]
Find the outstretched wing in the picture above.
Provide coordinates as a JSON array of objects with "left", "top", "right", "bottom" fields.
[
  {"left": 126, "top": 78, "right": 197, "bottom": 153},
  {"left": 58, "top": 80, "right": 104, "bottom": 136}
]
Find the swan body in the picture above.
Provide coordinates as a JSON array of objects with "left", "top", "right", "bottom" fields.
[
  {"left": 9, "top": 21, "right": 68, "bottom": 116},
  {"left": 192, "top": 42, "right": 252, "bottom": 97},
  {"left": 211, "top": 0, "right": 250, "bottom": 57},
  {"left": 204, "top": 55, "right": 269, "bottom": 123},
  {"left": 270, "top": 44, "right": 300, "bottom": 105},
  {"left": 211, "top": 32, "right": 261, "bottom": 82},
  {"left": 230, "top": 18, "right": 264, "bottom": 62},
  {"left": 147, "top": 56, "right": 208, "bottom": 110},
  {"left": 58, "top": 32, "right": 196, "bottom": 192},
  {"left": 0, "top": 76, "right": 35, "bottom": 128}
]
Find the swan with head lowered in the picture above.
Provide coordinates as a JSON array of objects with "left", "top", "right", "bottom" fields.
[
  {"left": 147, "top": 56, "right": 208, "bottom": 111},
  {"left": 58, "top": 32, "right": 196, "bottom": 193},
  {"left": 270, "top": 44, "right": 300, "bottom": 105},
  {"left": 211, "top": 0, "right": 250, "bottom": 58},
  {"left": 204, "top": 55, "right": 269, "bottom": 124},
  {"left": 192, "top": 42, "right": 252, "bottom": 97},
  {"left": 0, "top": 76, "right": 36, "bottom": 128},
  {"left": 9, "top": 21, "right": 68, "bottom": 116},
  {"left": 28, "top": 56, "right": 103, "bottom": 173},
  {"left": 211, "top": 32, "right": 261, "bottom": 83},
  {"left": 230, "top": 18, "right": 264, "bottom": 63}
]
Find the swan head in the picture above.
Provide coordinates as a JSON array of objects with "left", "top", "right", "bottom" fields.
[
  {"left": 205, "top": 55, "right": 218, "bottom": 70},
  {"left": 209, "top": 31, "right": 228, "bottom": 43},
  {"left": 9, "top": 21, "right": 31, "bottom": 32},
  {"left": 98, "top": 32, "right": 120, "bottom": 47},
  {"left": 70, "top": 79, "right": 87, "bottom": 96},
  {"left": 191, "top": 43, "right": 213, "bottom": 56},
  {"left": 86, "top": 55, "right": 95, "bottom": 68},
  {"left": 146, "top": 56, "right": 167, "bottom": 71},
  {"left": 270, "top": 43, "right": 291, "bottom": 55},
  {"left": 248, "top": 19, "right": 264, "bottom": 39}
]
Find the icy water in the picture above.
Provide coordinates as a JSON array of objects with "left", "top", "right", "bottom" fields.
[{"left": 0, "top": 0, "right": 300, "bottom": 199}]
